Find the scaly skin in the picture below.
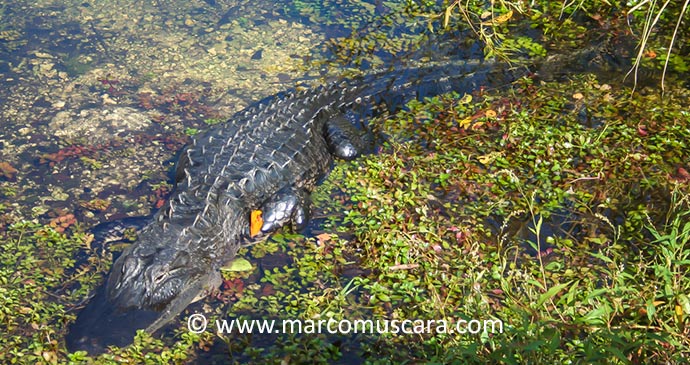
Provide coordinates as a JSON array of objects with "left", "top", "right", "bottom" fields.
[
  {"left": 109, "top": 62, "right": 520, "bottom": 315},
  {"left": 67, "top": 60, "right": 528, "bottom": 353}
]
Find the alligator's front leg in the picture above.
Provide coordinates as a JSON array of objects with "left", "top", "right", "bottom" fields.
[{"left": 259, "top": 186, "right": 311, "bottom": 234}]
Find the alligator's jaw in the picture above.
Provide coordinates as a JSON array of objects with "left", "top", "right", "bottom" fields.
[{"left": 145, "top": 271, "right": 221, "bottom": 334}]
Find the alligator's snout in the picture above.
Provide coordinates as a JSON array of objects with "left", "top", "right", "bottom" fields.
[
  {"left": 68, "top": 238, "right": 205, "bottom": 355},
  {"left": 107, "top": 254, "right": 189, "bottom": 311},
  {"left": 107, "top": 252, "right": 150, "bottom": 309},
  {"left": 106, "top": 225, "right": 201, "bottom": 312}
]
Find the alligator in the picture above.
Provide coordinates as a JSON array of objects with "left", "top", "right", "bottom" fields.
[{"left": 65, "top": 59, "right": 528, "bottom": 353}]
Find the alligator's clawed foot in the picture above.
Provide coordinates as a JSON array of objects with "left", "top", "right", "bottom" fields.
[{"left": 260, "top": 187, "right": 310, "bottom": 233}]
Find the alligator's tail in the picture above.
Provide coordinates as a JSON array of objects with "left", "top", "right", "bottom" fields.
[
  {"left": 329, "top": 57, "right": 528, "bottom": 133},
  {"left": 261, "top": 56, "right": 522, "bottom": 119},
  {"left": 337, "top": 35, "right": 633, "bottom": 127}
]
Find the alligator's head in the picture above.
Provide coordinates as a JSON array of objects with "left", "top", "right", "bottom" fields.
[
  {"left": 67, "top": 222, "right": 221, "bottom": 354},
  {"left": 106, "top": 222, "right": 206, "bottom": 311}
]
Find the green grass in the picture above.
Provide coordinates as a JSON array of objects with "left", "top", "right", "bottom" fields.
[
  {"left": 306, "top": 73, "right": 690, "bottom": 363},
  {"left": 1, "top": 1, "right": 689, "bottom": 363}
]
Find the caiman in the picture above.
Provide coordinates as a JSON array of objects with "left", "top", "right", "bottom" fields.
[{"left": 67, "top": 40, "right": 627, "bottom": 351}]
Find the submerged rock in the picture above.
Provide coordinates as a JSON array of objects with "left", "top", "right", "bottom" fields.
[{"left": 49, "top": 107, "right": 153, "bottom": 145}]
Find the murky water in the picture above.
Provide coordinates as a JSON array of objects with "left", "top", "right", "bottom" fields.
[{"left": 0, "top": 0, "right": 370, "bottom": 359}]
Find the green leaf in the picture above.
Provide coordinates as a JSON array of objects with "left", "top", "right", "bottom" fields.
[
  {"left": 537, "top": 281, "right": 572, "bottom": 307},
  {"left": 222, "top": 257, "right": 253, "bottom": 272},
  {"left": 579, "top": 305, "right": 610, "bottom": 325}
]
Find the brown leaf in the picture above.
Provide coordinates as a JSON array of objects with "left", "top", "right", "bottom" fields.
[
  {"left": 316, "top": 233, "right": 332, "bottom": 245},
  {"left": 0, "top": 161, "right": 18, "bottom": 180},
  {"left": 388, "top": 263, "right": 419, "bottom": 271},
  {"left": 261, "top": 284, "right": 275, "bottom": 297}
]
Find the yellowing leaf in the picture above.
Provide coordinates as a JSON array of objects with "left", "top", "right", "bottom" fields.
[
  {"left": 481, "top": 10, "right": 513, "bottom": 25},
  {"left": 494, "top": 10, "right": 513, "bottom": 24},
  {"left": 485, "top": 109, "right": 497, "bottom": 118},
  {"left": 478, "top": 152, "right": 502, "bottom": 165},
  {"left": 472, "top": 121, "right": 486, "bottom": 130},
  {"left": 458, "top": 117, "right": 472, "bottom": 129},
  {"left": 250, "top": 210, "right": 263, "bottom": 237},
  {"left": 223, "top": 257, "right": 253, "bottom": 272},
  {"left": 679, "top": 294, "right": 690, "bottom": 314},
  {"left": 458, "top": 93, "right": 473, "bottom": 104},
  {"left": 444, "top": 5, "right": 453, "bottom": 28}
]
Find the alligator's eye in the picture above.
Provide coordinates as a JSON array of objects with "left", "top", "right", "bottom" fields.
[{"left": 137, "top": 245, "right": 156, "bottom": 259}]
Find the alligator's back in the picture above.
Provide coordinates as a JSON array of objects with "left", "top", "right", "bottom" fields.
[
  {"left": 167, "top": 84, "right": 340, "bottom": 234},
  {"left": 160, "top": 61, "right": 512, "bottom": 250}
]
